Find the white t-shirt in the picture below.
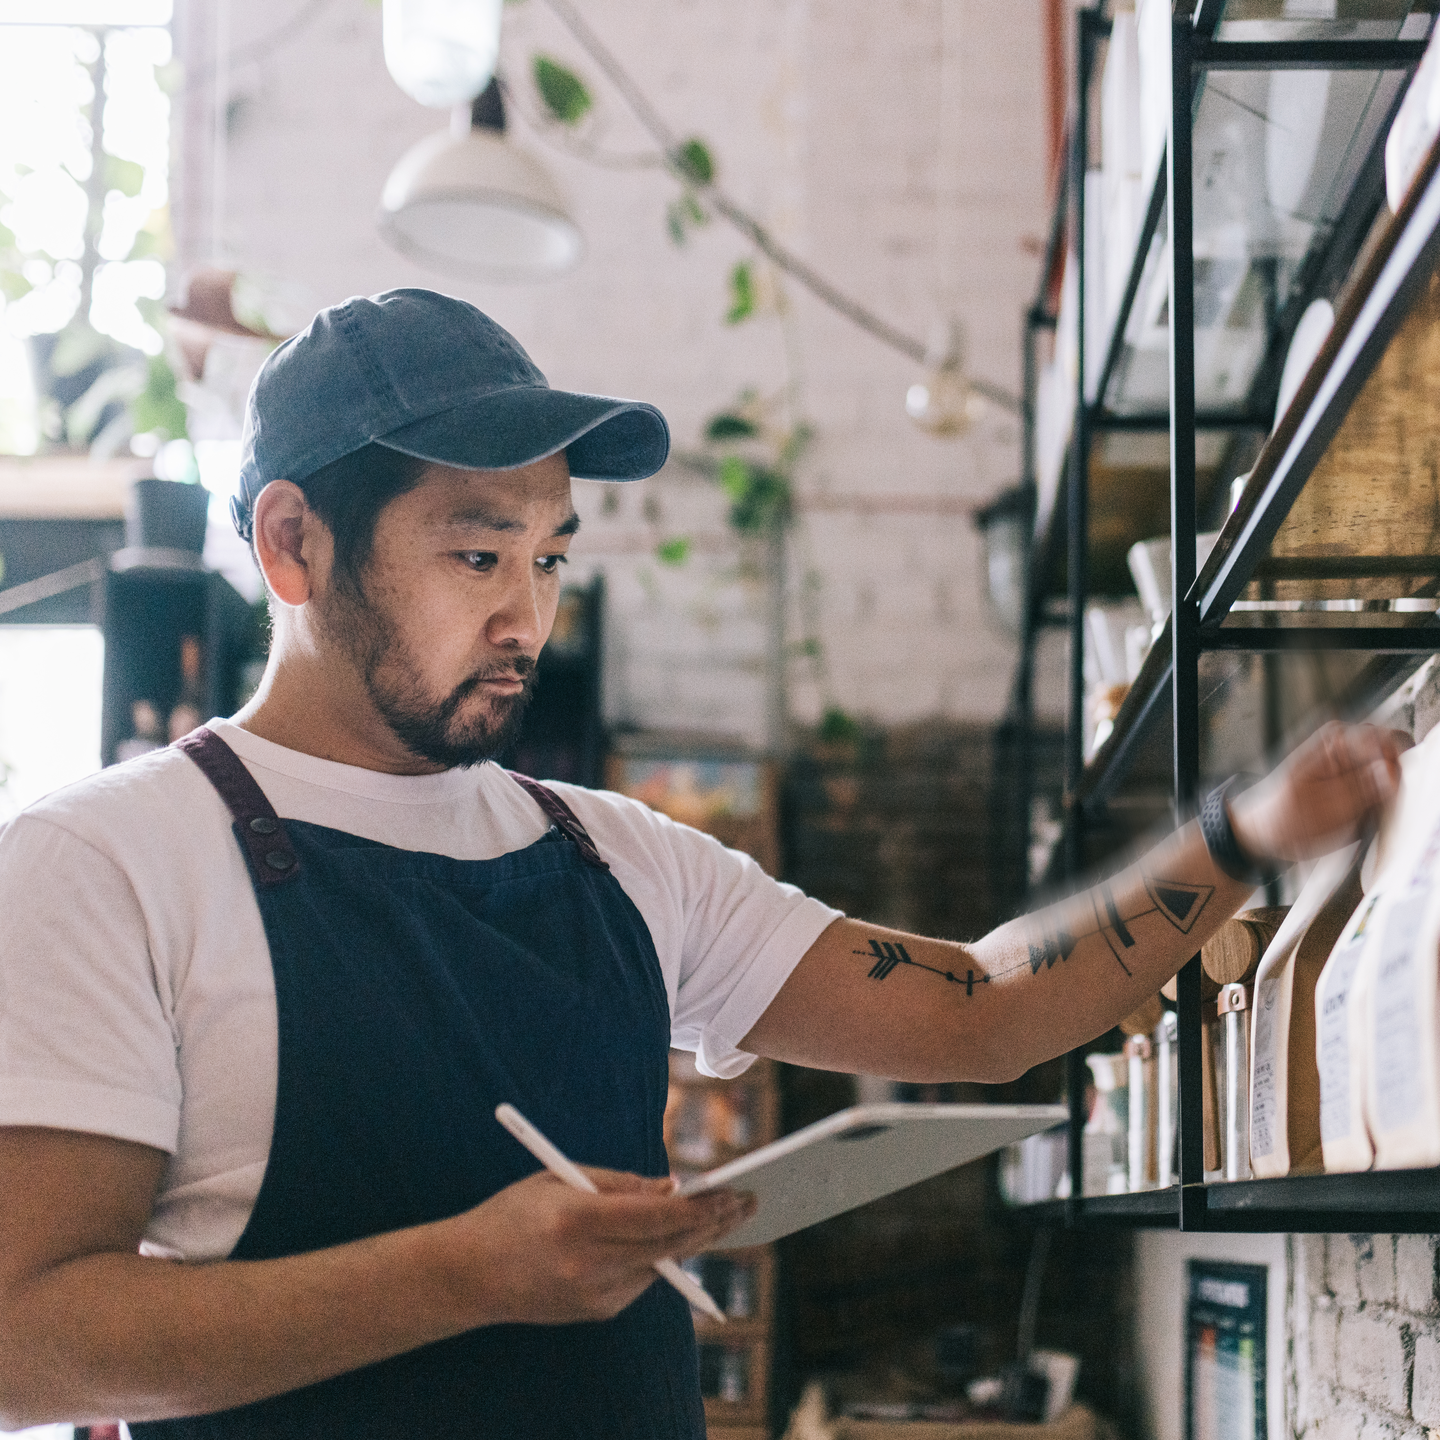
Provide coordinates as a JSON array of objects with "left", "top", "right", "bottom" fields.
[{"left": 0, "top": 720, "right": 839, "bottom": 1262}]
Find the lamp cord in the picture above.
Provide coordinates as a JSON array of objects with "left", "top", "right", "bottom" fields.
[{"left": 536, "top": 0, "right": 1021, "bottom": 414}]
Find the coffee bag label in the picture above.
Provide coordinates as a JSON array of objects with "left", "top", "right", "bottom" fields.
[
  {"left": 1373, "top": 891, "right": 1431, "bottom": 1131},
  {"left": 1319, "top": 896, "right": 1381, "bottom": 1144},
  {"left": 1251, "top": 981, "right": 1280, "bottom": 1159}
]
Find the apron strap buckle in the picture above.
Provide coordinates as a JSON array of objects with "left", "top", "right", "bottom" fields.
[{"left": 174, "top": 727, "right": 302, "bottom": 887}]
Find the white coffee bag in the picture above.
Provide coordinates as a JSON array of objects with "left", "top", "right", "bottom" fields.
[
  {"left": 1250, "top": 844, "right": 1361, "bottom": 1177},
  {"left": 1364, "top": 734, "right": 1440, "bottom": 1170},
  {"left": 1316, "top": 886, "right": 1386, "bottom": 1173}
]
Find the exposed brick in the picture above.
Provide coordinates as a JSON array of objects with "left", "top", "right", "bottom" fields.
[
  {"left": 1312, "top": 1416, "right": 1367, "bottom": 1440},
  {"left": 1330, "top": 1234, "right": 1368, "bottom": 1307},
  {"left": 1360, "top": 1417, "right": 1406, "bottom": 1440},
  {"left": 1412, "top": 659, "right": 1440, "bottom": 743},
  {"left": 1339, "top": 1311, "right": 1411, "bottom": 1415},
  {"left": 1295, "top": 1232, "right": 1330, "bottom": 1302},
  {"left": 1360, "top": 1236, "right": 1401, "bottom": 1308},
  {"left": 1309, "top": 1301, "right": 1343, "bottom": 1393},
  {"left": 195, "top": 0, "right": 1048, "bottom": 742},
  {"left": 1295, "top": 1330, "right": 1339, "bottom": 1435},
  {"left": 1413, "top": 1332, "right": 1440, "bottom": 1428},
  {"left": 1401, "top": 1238, "right": 1440, "bottom": 1318}
]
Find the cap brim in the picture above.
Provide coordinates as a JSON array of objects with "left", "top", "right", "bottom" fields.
[{"left": 372, "top": 385, "right": 669, "bottom": 481}]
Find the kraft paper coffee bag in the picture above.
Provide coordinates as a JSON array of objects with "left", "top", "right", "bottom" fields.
[{"left": 1250, "top": 845, "right": 1361, "bottom": 1177}]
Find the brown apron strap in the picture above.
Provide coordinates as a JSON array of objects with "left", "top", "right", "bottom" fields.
[
  {"left": 173, "top": 726, "right": 301, "bottom": 886},
  {"left": 177, "top": 728, "right": 603, "bottom": 879},
  {"left": 506, "top": 771, "right": 611, "bottom": 872}
]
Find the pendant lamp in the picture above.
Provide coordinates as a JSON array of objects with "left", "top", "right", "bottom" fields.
[
  {"left": 379, "top": 79, "right": 584, "bottom": 281},
  {"left": 382, "top": 0, "right": 504, "bottom": 109}
]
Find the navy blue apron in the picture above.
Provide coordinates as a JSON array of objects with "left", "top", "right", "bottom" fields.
[{"left": 131, "top": 727, "right": 704, "bottom": 1439}]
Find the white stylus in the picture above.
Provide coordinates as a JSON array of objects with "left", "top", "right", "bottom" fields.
[{"left": 494, "top": 1103, "right": 727, "bottom": 1324}]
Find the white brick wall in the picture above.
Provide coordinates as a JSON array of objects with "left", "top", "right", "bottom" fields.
[
  {"left": 1249, "top": 667, "right": 1440, "bottom": 1440},
  {"left": 176, "top": 0, "right": 1049, "bottom": 745},
  {"left": 1288, "top": 1235, "right": 1438, "bottom": 1440}
]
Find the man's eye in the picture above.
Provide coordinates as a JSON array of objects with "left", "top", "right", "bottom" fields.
[
  {"left": 461, "top": 552, "right": 498, "bottom": 571},
  {"left": 537, "top": 554, "right": 568, "bottom": 575}
]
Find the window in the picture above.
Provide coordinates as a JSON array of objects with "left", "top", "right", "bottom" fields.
[{"left": 0, "top": 0, "right": 177, "bottom": 459}]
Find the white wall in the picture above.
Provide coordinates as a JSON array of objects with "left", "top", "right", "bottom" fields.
[
  {"left": 177, "top": 0, "right": 1051, "bottom": 744},
  {"left": 1134, "top": 1229, "right": 1288, "bottom": 1440}
]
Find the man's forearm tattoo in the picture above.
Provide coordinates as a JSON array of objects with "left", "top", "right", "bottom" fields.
[
  {"left": 856, "top": 938, "right": 993, "bottom": 995},
  {"left": 851, "top": 871, "right": 1214, "bottom": 994}
]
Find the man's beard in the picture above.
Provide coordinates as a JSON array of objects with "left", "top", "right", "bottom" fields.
[{"left": 320, "top": 581, "right": 537, "bottom": 769}]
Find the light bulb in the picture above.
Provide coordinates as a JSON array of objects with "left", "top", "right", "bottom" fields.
[
  {"left": 383, "top": 0, "right": 504, "bottom": 108},
  {"left": 905, "top": 316, "right": 979, "bottom": 437},
  {"left": 905, "top": 366, "right": 975, "bottom": 437}
]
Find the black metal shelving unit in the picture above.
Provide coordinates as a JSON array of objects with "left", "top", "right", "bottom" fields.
[{"left": 1007, "top": 1, "right": 1440, "bottom": 1233}]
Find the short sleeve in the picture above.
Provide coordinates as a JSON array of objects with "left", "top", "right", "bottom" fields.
[
  {"left": 554, "top": 786, "right": 842, "bottom": 1080},
  {"left": 0, "top": 815, "right": 182, "bottom": 1152}
]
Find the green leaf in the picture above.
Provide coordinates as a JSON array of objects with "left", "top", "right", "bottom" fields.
[
  {"left": 533, "top": 55, "right": 592, "bottom": 126},
  {"left": 0, "top": 220, "right": 16, "bottom": 251},
  {"left": 725, "top": 260, "right": 755, "bottom": 325},
  {"left": 0, "top": 268, "right": 31, "bottom": 301},
  {"left": 655, "top": 536, "right": 691, "bottom": 566},
  {"left": 818, "top": 707, "right": 860, "bottom": 745},
  {"left": 672, "top": 138, "right": 714, "bottom": 187},
  {"left": 104, "top": 155, "right": 145, "bottom": 198},
  {"left": 665, "top": 200, "right": 688, "bottom": 247},
  {"left": 704, "top": 412, "right": 758, "bottom": 442},
  {"left": 717, "top": 455, "right": 750, "bottom": 502},
  {"left": 721, "top": 462, "right": 789, "bottom": 534},
  {"left": 130, "top": 353, "right": 189, "bottom": 441},
  {"left": 777, "top": 421, "right": 814, "bottom": 473}
]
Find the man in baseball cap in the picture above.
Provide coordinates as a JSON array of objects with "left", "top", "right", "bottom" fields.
[
  {"left": 231, "top": 287, "right": 671, "bottom": 540},
  {"left": 0, "top": 289, "right": 1404, "bottom": 1436}
]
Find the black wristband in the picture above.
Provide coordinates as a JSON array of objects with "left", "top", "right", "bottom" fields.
[{"left": 1200, "top": 777, "right": 1280, "bottom": 886}]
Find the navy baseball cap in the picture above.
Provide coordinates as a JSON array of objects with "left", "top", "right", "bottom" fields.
[{"left": 233, "top": 288, "right": 670, "bottom": 539}]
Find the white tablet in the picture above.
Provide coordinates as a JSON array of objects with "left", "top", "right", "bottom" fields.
[{"left": 675, "top": 1102, "right": 1068, "bottom": 1249}]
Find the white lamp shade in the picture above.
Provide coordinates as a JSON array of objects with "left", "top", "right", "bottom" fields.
[
  {"left": 379, "top": 127, "right": 584, "bottom": 281},
  {"left": 382, "top": 0, "right": 503, "bottom": 108}
]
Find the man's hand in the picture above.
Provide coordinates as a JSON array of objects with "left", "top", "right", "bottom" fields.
[
  {"left": 0, "top": 1127, "right": 754, "bottom": 1428},
  {"left": 450, "top": 1167, "right": 755, "bottom": 1326},
  {"left": 1230, "top": 721, "right": 1408, "bottom": 866}
]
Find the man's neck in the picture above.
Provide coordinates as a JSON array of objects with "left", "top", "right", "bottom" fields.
[{"left": 231, "top": 656, "right": 448, "bottom": 776}]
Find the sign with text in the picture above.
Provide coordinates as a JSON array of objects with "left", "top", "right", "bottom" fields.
[{"left": 1186, "top": 1260, "right": 1267, "bottom": 1440}]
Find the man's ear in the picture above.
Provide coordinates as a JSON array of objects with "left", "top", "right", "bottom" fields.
[{"left": 252, "top": 480, "right": 325, "bottom": 607}]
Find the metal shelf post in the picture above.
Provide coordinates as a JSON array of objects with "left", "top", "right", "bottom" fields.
[
  {"left": 1063, "top": 6, "right": 1104, "bottom": 1220},
  {"left": 1169, "top": 12, "right": 1207, "bottom": 1232}
]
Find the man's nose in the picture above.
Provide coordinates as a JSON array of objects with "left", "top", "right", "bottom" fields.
[{"left": 485, "top": 562, "right": 546, "bottom": 651}]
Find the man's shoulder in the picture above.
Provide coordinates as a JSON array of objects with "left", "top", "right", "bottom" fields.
[
  {"left": 532, "top": 777, "right": 673, "bottom": 835},
  {"left": 13, "top": 745, "right": 223, "bottom": 853},
  {"left": 533, "top": 777, "right": 734, "bottom": 873}
]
